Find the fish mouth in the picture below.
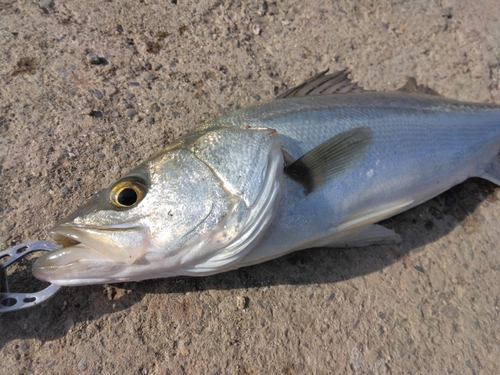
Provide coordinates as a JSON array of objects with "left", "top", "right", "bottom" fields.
[{"left": 32, "top": 224, "right": 149, "bottom": 285}]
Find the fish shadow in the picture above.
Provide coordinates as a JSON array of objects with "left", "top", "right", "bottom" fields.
[{"left": 1, "top": 178, "right": 496, "bottom": 347}]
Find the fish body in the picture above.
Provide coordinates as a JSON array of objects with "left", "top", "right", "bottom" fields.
[
  {"left": 33, "top": 72, "right": 500, "bottom": 286},
  {"left": 216, "top": 92, "right": 500, "bottom": 266}
]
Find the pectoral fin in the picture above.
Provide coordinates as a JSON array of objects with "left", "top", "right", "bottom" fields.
[{"left": 284, "top": 127, "right": 373, "bottom": 194}]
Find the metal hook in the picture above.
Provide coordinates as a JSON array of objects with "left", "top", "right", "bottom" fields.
[{"left": 0, "top": 241, "right": 61, "bottom": 313}]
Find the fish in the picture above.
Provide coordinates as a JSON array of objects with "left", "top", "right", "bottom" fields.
[{"left": 32, "top": 70, "right": 500, "bottom": 286}]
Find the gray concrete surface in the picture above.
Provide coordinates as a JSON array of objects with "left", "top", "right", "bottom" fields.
[{"left": 1, "top": 1, "right": 500, "bottom": 374}]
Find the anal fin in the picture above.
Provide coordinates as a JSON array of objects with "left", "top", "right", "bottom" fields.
[
  {"left": 303, "top": 200, "right": 413, "bottom": 249},
  {"left": 320, "top": 224, "right": 402, "bottom": 248},
  {"left": 336, "top": 199, "right": 414, "bottom": 232}
]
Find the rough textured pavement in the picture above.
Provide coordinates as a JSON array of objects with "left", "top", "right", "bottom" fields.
[{"left": 1, "top": 1, "right": 500, "bottom": 374}]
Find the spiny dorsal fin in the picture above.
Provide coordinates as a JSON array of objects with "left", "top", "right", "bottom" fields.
[
  {"left": 276, "top": 69, "right": 365, "bottom": 99},
  {"left": 284, "top": 127, "right": 373, "bottom": 194},
  {"left": 397, "top": 77, "right": 440, "bottom": 96}
]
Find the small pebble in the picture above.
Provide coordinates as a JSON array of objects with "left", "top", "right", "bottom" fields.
[
  {"left": 124, "top": 91, "right": 135, "bottom": 100},
  {"left": 77, "top": 358, "right": 87, "bottom": 371},
  {"left": 140, "top": 71, "right": 156, "bottom": 82},
  {"left": 125, "top": 108, "right": 138, "bottom": 117},
  {"left": 441, "top": 8, "right": 452, "bottom": 18},
  {"left": 105, "top": 85, "right": 117, "bottom": 96},
  {"left": 86, "top": 53, "right": 101, "bottom": 65},
  {"left": 152, "top": 62, "right": 163, "bottom": 71},
  {"left": 413, "top": 265, "right": 425, "bottom": 273},
  {"left": 258, "top": 1, "right": 268, "bottom": 16},
  {"left": 106, "top": 110, "right": 120, "bottom": 118},
  {"left": 148, "top": 117, "right": 155, "bottom": 125},
  {"left": 81, "top": 107, "right": 94, "bottom": 116},
  {"left": 17, "top": 343, "right": 29, "bottom": 355},
  {"left": 39, "top": 0, "right": 54, "bottom": 8},
  {"left": 61, "top": 186, "right": 70, "bottom": 196},
  {"left": 0, "top": 237, "right": 10, "bottom": 251},
  {"left": 252, "top": 24, "right": 261, "bottom": 36},
  {"left": 236, "top": 296, "right": 249, "bottom": 310},
  {"left": 89, "top": 89, "right": 103, "bottom": 100}
]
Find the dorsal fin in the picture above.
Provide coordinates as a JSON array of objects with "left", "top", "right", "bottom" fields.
[
  {"left": 397, "top": 77, "right": 440, "bottom": 96},
  {"left": 276, "top": 69, "right": 365, "bottom": 99},
  {"left": 284, "top": 127, "right": 373, "bottom": 194}
]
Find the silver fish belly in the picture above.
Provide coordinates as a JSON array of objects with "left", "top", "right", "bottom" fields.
[{"left": 32, "top": 71, "right": 500, "bottom": 286}]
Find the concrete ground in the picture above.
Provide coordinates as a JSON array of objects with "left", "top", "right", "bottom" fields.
[{"left": 1, "top": 1, "right": 500, "bottom": 374}]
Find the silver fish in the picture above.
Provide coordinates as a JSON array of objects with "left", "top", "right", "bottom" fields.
[{"left": 32, "top": 70, "right": 500, "bottom": 286}]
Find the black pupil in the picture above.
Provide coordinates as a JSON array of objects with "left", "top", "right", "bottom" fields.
[{"left": 117, "top": 188, "right": 138, "bottom": 206}]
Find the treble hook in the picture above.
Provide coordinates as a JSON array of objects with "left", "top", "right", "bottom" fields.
[{"left": 0, "top": 241, "right": 61, "bottom": 313}]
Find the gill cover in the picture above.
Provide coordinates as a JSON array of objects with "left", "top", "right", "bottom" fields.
[{"left": 176, "top": 125, "right": 284, "bottom": 273}]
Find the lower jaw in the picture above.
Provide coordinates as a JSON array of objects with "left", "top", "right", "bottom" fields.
[{"left": 32, "top": 243, "right": 115, "bottom": 283}]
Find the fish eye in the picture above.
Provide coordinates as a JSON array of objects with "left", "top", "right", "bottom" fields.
[{"left": 109, "top": 178, "right": 147, "bottom": 208}]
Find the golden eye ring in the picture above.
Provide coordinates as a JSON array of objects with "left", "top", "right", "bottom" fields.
[{"left": 109, "top": 178, "right": 147, "bottom": 208}]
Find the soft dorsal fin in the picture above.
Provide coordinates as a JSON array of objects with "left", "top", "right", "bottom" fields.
[
  {"left": 397, "top": 77, "right": 440, "bottom": 96},
  {"left": 284, "top": 127, "right": 373, "bottom": 194},
  {"left": 276, "top": 69, "right": 365, "bottom": 99}
]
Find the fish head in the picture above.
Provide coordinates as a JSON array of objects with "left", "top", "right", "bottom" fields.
[{"left": 33, "top": 126, "right": 284, "bottom": 286}]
